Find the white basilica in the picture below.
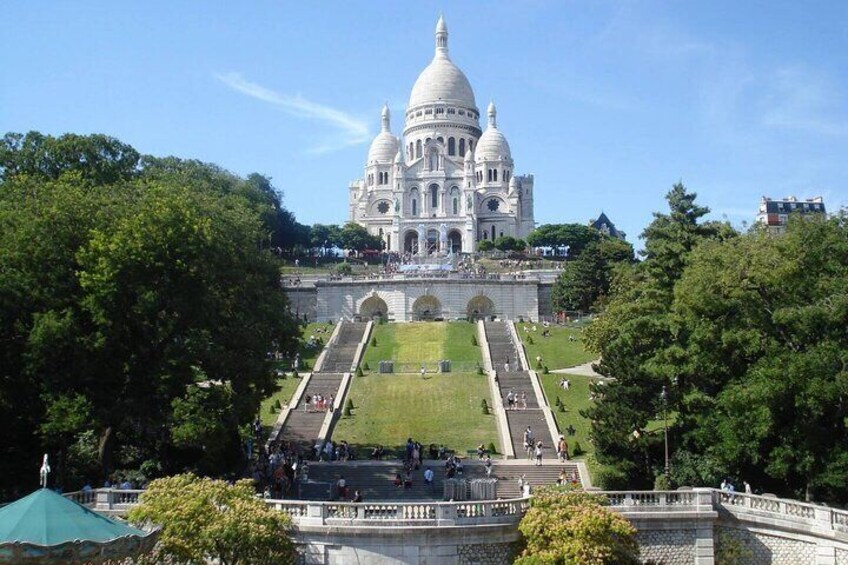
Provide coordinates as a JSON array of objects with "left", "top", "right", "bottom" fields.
[{"left": 348, "top": 16, "right": 535, "bottom": 255}]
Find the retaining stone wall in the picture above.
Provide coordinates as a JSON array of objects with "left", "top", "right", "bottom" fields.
[
  {"left": 637, "top": 529, "right": 695, "bottom": 565},
  {"left": 836, "top": 548, "right": 848, "bottom": 565},
  {"left": 458, "top": 542, "right": 519, "bottom": 565},
  {"left": 716, "top": 526, "right": 815, "bottom": 565}
]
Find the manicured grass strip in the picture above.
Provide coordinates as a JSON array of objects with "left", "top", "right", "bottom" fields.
[
  {"left": 260, "top": 377, "right": 303, "bottom": 427},
  {"left": 539, "top": 373, "right": 599, "bottom": 476},
  {"left": 361, "top": 322, "right": 482, "bottom": 371},
  {"left": 332, "top": 373, "right": 500, "bottom": 458},
  {"left": 443, "top": 322, "right": 483, "bottom": 365},
  {"left": 514, "top": 323, "right": 596, "bottom": 370}
]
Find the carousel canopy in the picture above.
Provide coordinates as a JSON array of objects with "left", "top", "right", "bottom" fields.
[{"left": 0, "top": 488, "right": 156, "bottom": 564}]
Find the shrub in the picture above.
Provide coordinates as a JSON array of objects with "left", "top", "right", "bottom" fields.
[
  {"left": 558, "top": 404, "right": 566, "bottom": 413},
  {"left": 363, "top": 361, "right": 370, "bottom": 371},
  {"left": 291, "top": 369, "right": 298, "bottom": 378},
  {"left": 527, "top": 336, "right": 534, "bottom": 345},
  {"left": 336, "top": 262, "right": 352, "bottom": 276},
  {"left": 355, "top": 366, "right": 364, "bottom": 377},
  {"left": 543, "top": 366, "right": 549, "bottom": 374},
  {"left": 653, "top": 473, "right": 671, "bottom": 491},
  {"left": 274, "top": 399, "right": 282, "bottom": 410},
  {"left": 345, "top": 399, "right": 354, "bottom": 411},
  {"left": 269, "top": 405, "right": 276, "bottom": 414},
  {"left": 343, "top": 405, "right": 352, "bottom": 416},
  {"left": 488, "top": 442, "right": 497, "bottom": 455},
  {"left": 477, "top": 366, "right": 484, "bottom": 375},
  {"left": 572, "top": 441, "right": 584, "bottom": 456},
  {"left": 370, "top": 336, "right": 377, "bottom": 347},
  {"left": 302, "top": 360, "right": 309, "bottom": 370},
  {"left": 481, "top": 399, "right": 489, "bottom": 414},
  {"left": 535, "top": 359, "right": 543, "bottom": 369},
  {"left": 471, "top": 335, "right": 478, "bottom": 346},
  {"left": 555, "top": 396, "right": 562, "bottom": 406}
]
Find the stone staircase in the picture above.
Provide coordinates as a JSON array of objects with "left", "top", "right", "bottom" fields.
[
  {"left": 484, "top": 321, "right": 557, "bottom": 458},
  {"left": 318, "top": 323, "right": 367, "bottom": 372},
  {"left": 276, "top": 322, "right": 368, "bottom": 452},
  {"left": 299, "top": 461, "right": 581, "bottom": 502}
]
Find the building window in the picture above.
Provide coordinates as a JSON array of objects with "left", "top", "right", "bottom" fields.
[
  {"left": 412, "top": 199, "right": 417, "bottom": 216},
  {"left": 493, "top": 169, "right": 498, "bottom": 182},
  {"left": 437, "top": 137, "right": 444, "bottom": 144},
  {"left": 459, "top": 138, "right": 466, "bottom": 156},
  {"left": 487, "top": 199, "right": 500, "bottom": 212},
  {"left": 430, "top": 185, "right": 438, "bottom": 209},
  {"left": 487, "top": 169, "right": 492, "bottom": 182},
  {"left": 453, "top": 198, "right": 458, "bottom": 215},
  {"left": 416, "top": 140, "right": 422, "bottom": 158},
  {"left": 448, "top": 137, "right": 455, "bottom": 156},
  {"left": 458, "top": 109, "right": 465, "bottom": 116},
  {"left": 469, "top": 139, "right": 474, "bottom": 152}
]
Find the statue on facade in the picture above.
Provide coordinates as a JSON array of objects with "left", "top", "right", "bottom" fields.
[
  {"left": 417, "top": 224, "right": 426, "bottom": 255},
  {"left": 439, "top": 223, "right": 448, "bottom": 254}
]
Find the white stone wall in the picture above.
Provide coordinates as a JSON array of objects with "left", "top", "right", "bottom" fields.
[
  {"left": 716, "top": 526, "right": 816, "bottom": 565},
  {"left": 314, "top": 279, "right": 540, "bottom": 322},
  {"left": 836, "top": 547, "right": 848, "bottom": 565}
]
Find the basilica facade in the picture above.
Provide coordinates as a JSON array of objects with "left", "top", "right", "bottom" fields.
[{"left": 349, "top": 16, "right": 535, "bottom": 255}]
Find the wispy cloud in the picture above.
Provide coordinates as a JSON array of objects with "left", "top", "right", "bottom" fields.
[
  {"left": 215, "top": 72, "right": 370, "bottom": 153},
  {"left": 760, "top": 67, "right": 848, "bottom": 136}
]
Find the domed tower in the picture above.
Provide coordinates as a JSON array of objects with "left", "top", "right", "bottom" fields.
[{"left": 349, "top": 15, "right": 534, "bottom": 253}]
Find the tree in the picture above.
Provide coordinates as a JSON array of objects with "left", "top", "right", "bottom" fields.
[
  {"left": 516, "top": 487, "right": 639, "bottom": 565},
  {"left": 526, "top": 224, "right": 600, "bottom": 257},
  {"left": 582, "top": 183, "right": 733, "bottom": 489},
  {"left": 309, "top": 223, "right": 342, "bottom": 255},
  {"left": 338, "top": 222, "right": 383, "bottom": 254},
  {"left": 665, "top": 217, "right": 848, "bottom": 501},
  {"left": 0, "top": 133, "right": 301, "bottom": 496},
  {"left": 128, "top": 474, "right": 297, "bottom": 565},
  {"left": 477, "top": 239, "right": 495, "bottom": 252},
  {"left": 551, "top": 237, "right": 634, "bottom": 312},
  {"left": 493, "top": 236, "right": 526, "bottom": 252}
]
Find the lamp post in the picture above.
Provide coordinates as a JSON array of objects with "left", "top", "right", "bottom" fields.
[{"left": 661, "top": 385, "right": 670, "bottom": 481}]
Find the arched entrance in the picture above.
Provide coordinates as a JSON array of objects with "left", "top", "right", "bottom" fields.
[
  {"left": 466, "top": 295, "right": 495, "bottom": 321},
  {"left": 404, "top": 231, "right": 419, "bottom": 254},
  {"left": 360, "top": 295, "right": 388, "bottom": 321},
  {"left": 412, "top": 295, "right": 442, "bottom": 321},
  {"left": 426, "top": 229, "right": 439, "bottom": 253},
  {"left": 448, "top": 230, "right": 462, "bottom": 253}
]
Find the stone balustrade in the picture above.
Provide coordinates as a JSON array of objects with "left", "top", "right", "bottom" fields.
[{"left": 62, "top": 488, "right": 848, "bottom": 563}]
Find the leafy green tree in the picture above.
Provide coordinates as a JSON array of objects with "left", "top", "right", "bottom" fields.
[
  {"left": 517, "top": 487, "right": 639, "bottom": 565},
  {"left": 128, "top": 473, "right": 297, "bottom": 565},
  {"left": 552, "top": 237, "right": 634, "bottom": 312},
  {"left": 666, "top": 217, "right": 848, "bottom": 501},
  {"left": 309, "top": 223, "right": 342, "bottom": 255},
  {"left": 493, "top": 236, "right": 526, "bottom": 252},
  {"left": 477, "top": 239, "right": 495, "bottom": 252},
  {"left": 0, "top": 131, "right": 140, "bottom": 184},
  {"left": 338, "top": 222, "right": 383, "bottom": 254},
  {"left": 583, "top": 183, "right": 733, "bottom": 489},
  {"left": 526, "top": 223, "right": 600, "bottom": 257},
  {"left": 0, "top": 133, "right": 301, "bottom": 496}
]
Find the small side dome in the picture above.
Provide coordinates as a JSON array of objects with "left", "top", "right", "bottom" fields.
[
  {"left": 367, "top": 104, "right": 399, "bottom": 164},
  {"left": 475, "top": 102, "right": 511, "bottom": 162}
]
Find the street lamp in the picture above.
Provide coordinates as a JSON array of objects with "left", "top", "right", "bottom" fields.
[{"left": 660, "top": 385, "right": 670, "bottom": 481}]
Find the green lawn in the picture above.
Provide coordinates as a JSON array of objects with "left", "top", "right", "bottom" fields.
[
  {"left": 259, "top": 377, "right": 302, "bottom": 427},
  {"left": 539, "top": 373, "right": 595, "bottom": 463},
  {"left": 332, "top": 373, "right": 499, "bottom": 458},
  {"left": 361, "top": 322, "right": 481, "bottom": 372},
  {"left": 514, "top": 324, "right": 596, "bottom": 370}
]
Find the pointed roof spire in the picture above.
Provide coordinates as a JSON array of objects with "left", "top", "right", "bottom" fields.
[
  {"left": 487, "top": 101, "right": 497, "bottom": 127},
  {"left": 381, "top": 103, "right": 391, "bottom": 132},
  {"left": 435, "top": 14, "right": 449, "bottom": 57}
]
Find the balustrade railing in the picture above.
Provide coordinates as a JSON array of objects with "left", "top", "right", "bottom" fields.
[{"left": 62, "top": 488, "right": 848, "bottom": 538}]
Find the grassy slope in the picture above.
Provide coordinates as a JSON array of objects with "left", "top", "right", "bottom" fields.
[
  {"left": 332, "top": 373, "right": 499, "bottom": 458},
  {"left": 259, "top": 377, "right": 302, "bottom": 427},
  {"left": 361, "top": 322, "right": 481, "bottom": 371},
  {"left": 514, "top": 324, "right": 596, "bottom": 370},
  {"left": 538, "top": 373, "right": 597, "bottom": 471}
]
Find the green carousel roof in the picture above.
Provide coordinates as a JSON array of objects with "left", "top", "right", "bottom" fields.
[{"left": 0, "top": 489, "right": 156, "bottom": 564}]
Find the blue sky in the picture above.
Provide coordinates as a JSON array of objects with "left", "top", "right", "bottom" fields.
[{"left": 3, "top": 1, "right": 847, "bottom": 244}]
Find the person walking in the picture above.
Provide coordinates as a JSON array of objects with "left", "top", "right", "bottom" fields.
[
  {"left": 534, "top": 441, "right": 543, "bottom": 466},
  {"left": 484, "top": 455, "right": 493, "bottom": 477}
]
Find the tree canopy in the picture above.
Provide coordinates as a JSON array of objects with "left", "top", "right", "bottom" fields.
[
  {"left": 585, "top": 182, "right": 848, "bottom": 503},
  {"left": 526, "top": 223, "right": 600, "bottom": 257},
  {"left": 128, "top": 473, "right": 297, "bottom": 565},
  {"left": 0, "top": 132, "right": 301, "bottom": 498},
  {"left": 517, "top": 487, "right": 639, "bottom": 565},
  {"left": 551, "top": 236, "right": 634, "bottom": 312}
]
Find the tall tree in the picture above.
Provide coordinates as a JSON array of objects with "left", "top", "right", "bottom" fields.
[
  {"left": 551, "top": 236, "right": 634, "bottom": 312},
  {"left": 526, "top": 223, "right": 600, "bottom": 257}
]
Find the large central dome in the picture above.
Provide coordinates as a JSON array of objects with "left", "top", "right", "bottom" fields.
[{"left": 408, "top": 16, "right": 476, "bottom": 110}]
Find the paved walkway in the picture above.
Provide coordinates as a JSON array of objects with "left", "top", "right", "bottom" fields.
[{"left": 551, "top": 359, "right": 609, "bottom": 379}]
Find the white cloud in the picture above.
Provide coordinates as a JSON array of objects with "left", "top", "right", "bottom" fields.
[{"left": 215, "top": 72, "right": 370, "bottom": 153}]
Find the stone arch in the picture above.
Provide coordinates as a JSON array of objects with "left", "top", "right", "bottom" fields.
[
  {"left": 412, "top": 295, "right": 442, "bottom": 321},
  {"left": 360, "top": 295, "right": 389, "bottom": 321},
  {"left": 404, "top": 230, "right": 419, "bottom": 254},
  {"left": 467, "top": 294, "right": 495, "bottom": 321},
  {"left": 448, "top": 229, "right": 462, "bottom": 253}
]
